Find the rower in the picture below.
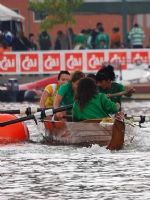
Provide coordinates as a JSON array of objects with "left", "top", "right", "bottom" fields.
[
  {"left": 72, "top": 77, "right": 120, "bottom": 121},
  {"left": 40, "top": 71, "right": 70, "bottom": 108},
  {"left": 53, "top": 71, "right": 85, "bottom": 120},
  {"left": 96, "top": 65, "right": 135, "bottom": 108}
]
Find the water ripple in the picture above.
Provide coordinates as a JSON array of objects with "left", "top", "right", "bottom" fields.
[{"left": 0, "top": 101, "right": 150, "bottom": 199}]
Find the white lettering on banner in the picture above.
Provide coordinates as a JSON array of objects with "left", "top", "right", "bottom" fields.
[
  {"left": 44, "top": 56, "right": 59, "bottom": 69},
  {"left": 129, "top": 53, "right": 149, "bottom": 69},
  {"left": 88, "top": 55, "right": 103, "bottom": 69},
  {"left": 66, "top": 55, "right": 81, "bottom": 70},
  {"left": 110, "top": 54, "right": 121, "bottom": 64},
  {"left": 22, "top": 56, "right": 37, "bottom": 70},
  {"left": 133, "top": 53, "right": 147, "bottom": 65},
  {"left": 0, "top": 56, "right": 15, "bottom": 71},
  {"left": 110, "top": 54, "right": 126, "bottom": 68}
]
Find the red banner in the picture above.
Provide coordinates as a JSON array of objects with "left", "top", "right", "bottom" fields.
[
  {"left": 20, "top": 53, "right": 39, "bottom": 72},
  {"left": 108, "top": 51, "right": 127, "bottom": 69},
  {"left": 1, "top": 50, "right": 150, "bottom": 74},
  {"left": 86, "top": 52, "right": 104, "bottom": 71},
  {"left": 43, "top": 53, "right": 61, "bottom": 72},
  {"left": 65, "top": 52, "right": 83, "bottom": 71},
  {"left": 131, "top": 51, "right": 149, "bottom": 65},
  {"left": 0, "top": 54, "right": 16, "bottom": 73}
]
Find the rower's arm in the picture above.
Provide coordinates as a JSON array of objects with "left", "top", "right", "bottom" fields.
[
  {"left": 107, "top": 91, "right": 127, "bottom": 98},
  {"left": 53, "top": 94, "right": 63, "bottom": 108},
  {"left": 40, "top": 90, "right": 49, "bottom": 108}
]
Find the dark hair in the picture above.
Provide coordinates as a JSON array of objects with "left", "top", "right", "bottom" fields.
[
  {"left": 96, "top": 65, "right": 115, "bottom": 82},
  {"left": 58, "top": 70, "right": 70, "bottom": 80},
  {"left": 75, "top": 77, "right": 98, "bottom": 110},
  {"left": 71, "top": 71, "right": 85, "bottom": 83},
  {"left": 87, "top": 73, "right": 96, "bottom": 81},
  {"left": 29, "top": 33, "right": 34, "bottom": 38},
  {"left": 113, "top": 27, "right": 119, "bottom": 32},
  {"left": 133, "top": 23, "right": 139, "bottom": 28},
  {"left": 96, "top": 22, "right": 102, "bottom": 27}
]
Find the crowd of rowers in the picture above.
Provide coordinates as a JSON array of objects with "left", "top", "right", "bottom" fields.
[{"left": 40, "top": 65, "right": 135, "bottom": 122}]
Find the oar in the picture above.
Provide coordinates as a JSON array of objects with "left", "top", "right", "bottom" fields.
[
  {"left": 125, "top": 115, "right": 150, "bottom": 127},
  {"left": 0, "top": 107, "right": 52, "bottom": 115},
  {"left": 0, "top": 104, "right": 72, "bottom": 127}
]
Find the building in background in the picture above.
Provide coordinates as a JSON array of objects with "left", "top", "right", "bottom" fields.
[{"left": 0, "top": 0, "right": 150, "bottom": 46}]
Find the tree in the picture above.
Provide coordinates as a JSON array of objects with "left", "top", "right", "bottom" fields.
[{"left": 29, "top": 0, "right": 83, "bottom": 30}]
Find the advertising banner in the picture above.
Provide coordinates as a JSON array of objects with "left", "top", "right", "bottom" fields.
[
  {"left": 43, "top": 53, "right": 61, "bottom": 72},
  {"left": 0, "top": 54, "right": 16, "bottom": 73},
  {"left": 86, "top": 52, "right": 104, "bottom": 71},
  {"left": 64, "top": 52, "right": 83, "bottom": 71},
  {"left": 1, "top": 49, "right": 150, "bottom": 74},
  {"left": 20, "top": 53, "right": 39, "bottom": 72}
]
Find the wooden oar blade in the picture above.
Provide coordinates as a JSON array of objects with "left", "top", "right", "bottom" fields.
[{"left": 107, "top": 119, "right": 125, "bottom": 150}]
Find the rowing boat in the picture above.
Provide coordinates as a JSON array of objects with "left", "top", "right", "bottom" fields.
[{"left": 43, "top": 119, "right": 125, "bottom": 150}]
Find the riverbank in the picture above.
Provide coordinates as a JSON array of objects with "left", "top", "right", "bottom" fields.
[{"left": 0, "top": 74, "right": 50, "bottom": 85}]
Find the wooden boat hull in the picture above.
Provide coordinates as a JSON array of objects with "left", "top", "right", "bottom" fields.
[{"left": 43, "top": 119, "right": 125, "bottom": 150}]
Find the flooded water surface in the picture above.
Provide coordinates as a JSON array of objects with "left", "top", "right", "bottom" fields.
[{"left": 0, "top": 101, "right": 150, "bottom": 200}]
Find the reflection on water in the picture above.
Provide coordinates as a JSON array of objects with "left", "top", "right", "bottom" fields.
[{"left": 0, "top": 101, "right": 150, "bottom": 200}]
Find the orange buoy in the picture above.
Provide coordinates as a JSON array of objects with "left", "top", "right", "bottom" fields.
[{"left": 0, "top": 114, "right": 29, "bottom": 144}]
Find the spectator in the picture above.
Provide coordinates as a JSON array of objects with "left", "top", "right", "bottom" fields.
[
  {"left": 54, "top": 30, "right": 68, "bottom": 50},
  {"left": 95, "top": 27, "right": 109, "bottom": 49},
  {"left": 38, "top": 31, "right": 52, "bottom": 50},
  {"left": 74, "top": 29, "right": 87, "bottom": 50},
  {"left": 12, "top": 31, "right": 31, "bottom": 51},
  {"left": 85, "top": 29, "right": 93, "bottom": 49},
  {"left": 110, "top": 27, "right": 121, "bottom": 48},
  {"left": 29, "top": 33, "right": 37, "bottom": 50},
  {"left": 66, "top": 27, "right": 76, "bottom": 49},
  {"left": 91, "top": 22, "right": 103, "bottom": 48},
  {"left": 128, "top": 23, "right": 145, "bottom": 48},
  {"left": 4, "top": 31, "right": 13, "bottom": 47}
]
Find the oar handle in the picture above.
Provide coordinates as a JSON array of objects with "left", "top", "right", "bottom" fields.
[
  {"left": 0, "top": 105, "right": 72, "bottom": 115},
  {"left": 0, "top": 107, "right": 50, "bottom": 115},
  {"left": 0, "top": 105, "right": 73, "bottom": 127},
  {"left": 0, "top": 109, "right": 20, "bottom": 114},
  {"left": 0, "top": 115, "right": 34, "bottom": 127}
]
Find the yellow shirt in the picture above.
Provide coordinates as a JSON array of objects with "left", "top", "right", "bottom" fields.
[{"left": 44, "top": 83, "right": 59, "bottom": 108}]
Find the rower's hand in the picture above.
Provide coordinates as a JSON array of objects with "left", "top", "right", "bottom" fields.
[
  {"left": 115, "top": 112, "right": 124, "bottom": 122},
  {"left": 125, "top": 86, "right": 135, "bottom": 95},
  {"left": 106, "top": 93, "right": 111, "bottom": 98},
  {"left": 55, "top": 111, "right": 67, "bottom": 121}
]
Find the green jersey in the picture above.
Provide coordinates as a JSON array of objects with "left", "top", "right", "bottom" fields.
[
  {"left": 73, "top": 93, "right": 118, "bottom": 121},
  {"left": 95, "top": 33, "right": 109, "bottom": 49},
  {"left": 98, "top": 82, "right": 125, "bottom": 104},
  {"left": 57, "top": 82, "right": 74, "bottom": 106},
  {"left": 74, "top": 34, "right": 87, "bottom": 45}
]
